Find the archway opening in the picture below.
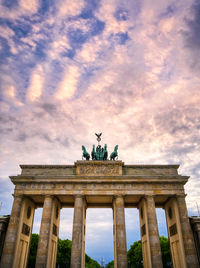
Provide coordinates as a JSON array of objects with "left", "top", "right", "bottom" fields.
[
  {"left": 125, "top": 208, "right": 140, "bottom": 249},
  {"left": 125, "top": 208, "right": 141, "bottom": 268},
  {"left": 85, "top": 208, "right": 114, "bottom": 266},
  {"left": 156, "top": 208, "right": 173, "bottom": 268},
  {"left": 59, "top": 208, "right": 74, "bottom": 240},
  {"left": 32, "top": 207, "right": 42, "bottom": 234}
]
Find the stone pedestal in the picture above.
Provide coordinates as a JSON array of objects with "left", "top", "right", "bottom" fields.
[
  {"left": 71, "top": 195, "right": 86, "bottom": 268},
  {"left": 113, "top": 195, "right": 127, "bottom": 268}
]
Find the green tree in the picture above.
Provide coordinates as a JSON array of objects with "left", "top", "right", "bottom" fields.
[
  {"left": 27, "top": 234, "right": 101, "bottom": 268},
  {"left": 127, "top": 236, "right": 172, "bottom": 268},
  {"left": 106, "top": 260, "right": 114, "bottom": 268},
  {"left": 160, "top": 236, "right": 172, "bottom": 268},
  {"left": 127, "top": 240, "right": 143, "bottom": 268},
  {"left": 56, "top": 238, "right": 72, "bottom": 267},
  {"left": 85, "top": 254, "right": 101, "bottom": 268},
  {"left": 27, "top": 233, "right": 39, "bottom": 268}
]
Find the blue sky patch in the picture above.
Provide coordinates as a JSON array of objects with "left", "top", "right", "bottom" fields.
[
  {"left": 61, "top": 49, "right": 76, "bottom": 59},
  {"left": 80, "top": 0, "right": 100, "bottom": 19},
  {"left": 68, "top": 28, "right": 89, "bottom": 46},
  {"left": 116, "top": 32, "right": 129, "bottom": 45},
  {"left": 8, "top": 21, "right": 32, "bottom": 38},
  {"left": 160, "top": 5, "right": 175, "bottom": 18},
  {"left": 1, "top": 0, "right": 18, "bottom": 9},
  {"left": 90, "top": 18, "right": 105, "bottom": 36},
  {"left": 115, "top": 8, "right": 129, "bottom": 21}
]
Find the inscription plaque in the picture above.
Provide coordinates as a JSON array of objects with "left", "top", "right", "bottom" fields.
[
  {"left": 169, "top": 223, "right": 177, "bottom": 236},
  {"left": 141, "top": 224, "right": 146, "bottom": 236},
  {"left": 22, "top": 223, "right": 30, "bottom": 236},
  {"left": 53, "top": 224, "right": 57, "bottom": 236}
]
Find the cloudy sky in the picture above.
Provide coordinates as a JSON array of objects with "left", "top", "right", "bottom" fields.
[{"left": 0, "top": 0, "right": 200, "bottom": 264}]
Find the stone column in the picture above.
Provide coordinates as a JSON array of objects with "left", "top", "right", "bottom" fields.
[
  {"left": 164, "top": 197, "right": 187, "bottom": 268},
  {"left": 0, "top": 195, "right": 23, "bottom": 268},
  {"left": 113, "top": 195, "right": 127, "bottom": 268},
  {"left": 176, "top": 195, "right": 198, "bottom": 267},
  {"left": 35, "top": 195, "right": 54, "bottom": 267},
  {"left": 71, "top": 195, "right": 86, "bottom": 268},
  {"left": 146, "top": 195, "right": 163, "bottom": 268},
  {"left": 0, "top": 215, "right": 9, "bottom": 262},
  {"left": 190, "top": 217, "right": 200, "bottom": 266}
]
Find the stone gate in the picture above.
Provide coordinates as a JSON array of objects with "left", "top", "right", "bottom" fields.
[{"left": 0, "top": 160, "right": 199, "bottom": 268}]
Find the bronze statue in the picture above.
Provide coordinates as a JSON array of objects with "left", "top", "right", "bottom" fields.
[
  {"left": 82, "top": 146, "right": 90, "bottom": 160},
  {"left": 110, "top": 145, "right": 118, "bottom": 160},
  {"left": 95, "top": 133, "right": 102, "bottom": 142},
  {"left": 82, "top": 133, "right": 118, "bottom": 161}
]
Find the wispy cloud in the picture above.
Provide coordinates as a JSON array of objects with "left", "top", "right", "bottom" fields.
[
  {"left": 55, "top": 65, "right": 80, "bottom": 100},
  {"left": 27, "top": 65, "right": 44, "bottom": 101}
]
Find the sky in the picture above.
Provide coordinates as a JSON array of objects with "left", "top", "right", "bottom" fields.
[{"left": 0, "top": 0, "right": 200, "bottom": 264}]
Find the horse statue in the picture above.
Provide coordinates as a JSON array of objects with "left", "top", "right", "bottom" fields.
[
  {"left": 110, "top": 145, "right": 118, "bottom": 160},
  {"left": 96, "top": 145, "right": 103, "bottom": 160},
  {"left": 91, "top": 145, "right": 96, "bottom": 160},
  {"left": 103, "top": 144, "right": 108, "bottom": 160},
  {"left": 82, "top": 145, "right": 90, "bottom": 160}
]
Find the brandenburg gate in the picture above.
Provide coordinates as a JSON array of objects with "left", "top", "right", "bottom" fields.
[{"left": 0, "top": 136, "right": 199, "bottom": 267}]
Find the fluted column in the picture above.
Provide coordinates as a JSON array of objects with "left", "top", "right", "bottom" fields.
[
  {"left": 176, "top": 195, "right": 198, "bottom": 267},
  {"left": 71, "top": 195, "right": 86, "bottom": 268},
  {"left": 0, "top": 195, "right": 23, "bottom": 268},
  {"left": 36, "top": 195, "right": 54, "bottom": 267},
  {"left": 146, "top": 195, "right": 163, "bottom": 268},
  {"left": 113, "top": 195, "right": 127, "bottom": 268}
]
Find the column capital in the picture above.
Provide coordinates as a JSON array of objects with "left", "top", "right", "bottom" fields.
[
  {"left": 74, "top": 194, "right": 85, "bottom": 200},
  {"left": 44, "top": 194, "right": 54, "bottom": 198},
  {"left": 176, "top": 193, "right": 187, "bottom": 198},
  {"left": 12, "top": 193, "right": 24, "bottom": 198},
  {"left": 113, "top": 194, "right": 125, "bottom": 200},
  {"left": 144, "top": 194, "right": 155, "bottom": 201}
]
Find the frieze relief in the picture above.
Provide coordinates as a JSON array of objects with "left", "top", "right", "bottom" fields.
[
  {"left": 15, "top": 182, "right": 184, "bottom": 194},
  {"left": 78, "top": 164, "right": 120, "bottom": 175}
]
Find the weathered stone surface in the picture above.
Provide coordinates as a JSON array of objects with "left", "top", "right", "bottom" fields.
[
  {"left": 71, "top": 195, "right": 86, "bottom": 268},
  {"left": 0, "top": 195, "right": 23, "bottom": 267},
  {"left": 36, "top": 195, "right": 53, "bottom": 267},
  {"left": 20, "top": 165, "right": 75, "bottom": 176},
  {"left": 0, "top": 215, "right": 9, "bottom": 261},
  {"left": 146, "top": 196, "right": 163, "bottom": 268},
  {"left": 113, "top": 196, "right": 127, "bottom": 268},
  {"left": 75, "top": 160, "right": 123, "bottom": 175},
  {"left": 123, "top": 165, "right": 179, "bottom": 176},
  {"left": 177, "top": 195, "right": 199, "bottom": 267}
]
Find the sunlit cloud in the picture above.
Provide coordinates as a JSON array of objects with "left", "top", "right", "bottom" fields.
[
  {"left": 27, "top": 65, "right": 44, "bottom": 101},
  {"left": 55, "top": 65, "right": 80, "bottom": 100},
  {"left": 19, "top": 0, "right": 39, "bottom": 14},
  {"left": 58, "top": 0, "right": 85, "bottom": 17}
]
